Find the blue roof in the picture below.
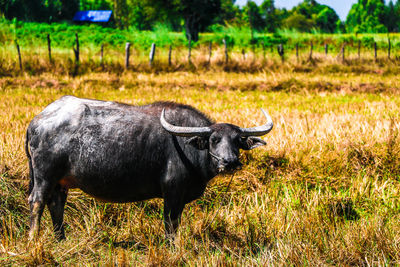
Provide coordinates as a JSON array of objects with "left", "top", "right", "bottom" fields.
[{"left": 73, "top": 10, "right": 112, "bottom": 22}]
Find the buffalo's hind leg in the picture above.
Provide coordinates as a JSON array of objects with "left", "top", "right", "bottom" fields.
[
  {"left": 28, "top": 177, "right": 53, "bottom": 241},
  {"left": 47, "top": 184, "right": 68, "bottom": 241},
  {"left": 28, "top": 156, "right": 65, "bottom": 240}
]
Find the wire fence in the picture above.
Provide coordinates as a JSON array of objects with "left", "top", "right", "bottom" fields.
[{"left": 3, "top": 33, "right": 400, "bottom": 76}]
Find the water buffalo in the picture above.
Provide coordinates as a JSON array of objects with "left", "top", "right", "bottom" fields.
[{"left": 26, "top": 96, "right": 273, "bottom": 240}]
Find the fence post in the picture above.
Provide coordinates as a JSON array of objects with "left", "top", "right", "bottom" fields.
[
  {"left": 262, "top": 41, "right": 265, "bottom": 60},
  {"left": 73, "top": 33, "right": 79, "bottom": 65},
  {"left": 374, "top": 42, "right": 377, "bottom": 62},
  {"left": 47, "top": 34, "right": 52, "bottom": 63},
  {"left": 208, "top": 41, "right": 212, "bottom": 64},
  {"left": 358, "top": 40, "right": 361, "bottom": 60},
  {"left": 149, "top": 43, "right": 156, "bottom": 67},
  {"left": 125, "top": 42, "right": 131, "bottom": 69},
  {"left": 296, "top": 43, "right": 299, "bottom": 62},
  {"left": 168, "top": 45, "right": 172, "bottom": 66},
  {"left": 342, "top": 43, "right": 345, "bottom": 62},
  {"left": 325, "top": 43, "right": 328, "bottom": 56},
  {"left": 100, "top": 44, "right": 104, "bottom": 65},
  {"left": 277, "top": 44, "right": 284, "bottom": 63},
  {"left": 337, "top": 43, "right": 345, "bottom": 62},
  {"left": 388, "top": 38, "right": 391, "bottom": 60},
  {"left": 309, "top": 41, "right": 313, "bottom": 61},
  {"left": 242, "top": 48, "right": 246, "bottom": 60},
  {"left": 15, "top": 40, "right": 22, "bottom": 71},
  {"left": 223, "top": 39, "right": 228, "bottom": 64},
  {"left": 71, "top": 33, "right": 80, "bottom": 75},
  {"left": 188, "top": 35, "right": 192, "bottom": 64}
]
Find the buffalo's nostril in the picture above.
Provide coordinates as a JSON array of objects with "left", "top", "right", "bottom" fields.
[
  {"left": 236, "top": 163, "right": 242, "bottom": 170},
  {"left": 224, "top": 159, "right": 241, "bottom": 170}
]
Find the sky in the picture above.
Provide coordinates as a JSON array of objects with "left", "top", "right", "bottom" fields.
[{"left": 235, "top": 0, "right": 358, "bottom": 21}]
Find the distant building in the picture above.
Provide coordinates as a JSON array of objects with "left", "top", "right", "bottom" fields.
[{"left": 73, "top": 10, "right": 112, "bottom": 23}]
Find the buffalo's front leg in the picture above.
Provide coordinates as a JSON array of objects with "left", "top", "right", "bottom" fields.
[{"left": 163, "top": 196, "right": 185, "bottom": 238}]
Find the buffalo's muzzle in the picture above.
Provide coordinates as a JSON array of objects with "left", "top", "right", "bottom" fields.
[{"left": 218, "top": 160, "right": 242, "bottom": 173}]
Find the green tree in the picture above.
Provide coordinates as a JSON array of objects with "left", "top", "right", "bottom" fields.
[
  {"left": 214, "top": 0, "right": 240, "bottom": 25},
  {"left": 314, "top": 6, "right": 340, "bottom": 33},
  {"left": 120, "top": 0, "right": 180, "bottom": 31},
  {"left": 280, "top": 0, "right": 340, "bottom": 32},
  {"left": 274, "top": 7, "right": 289, "bottom": 25},
  {"left": 125, "top": 0, "right": 167, "bottom": 30},
  {"left": 180, "top": 0, "right": 221, "bottom": 41},
  {"left": 113, "top": 0, "right": 129, "bottom": 29},
  {"left": 128, "top": 1, "right": 151, "bottom": 30},
  {"left": 59, "top": 0, "right": 79, "bottom": 20},
  {"left": 0, "top": 0, "right": 46, "bottom": 21},
  {"left": 395, "top": 0, "right": 400, "bottom": 31},
  {"left": 283, "top": 12, "right": 315, "bottom": 31},
  {"left": 345, "top": 0, "right": 388, "bottom": 33},
  {"left": 0, "top": 0, "right": 79, "bottom": 22},
  {"left": 243, "top": 0, "right": 265, "bottom": 32},
  {"left": 125, "top": 0, "right": 220, "bottom": 41},
  {"left": 384, "top": 0, "right": 399, "bottom": 32},
  {"left": 80, "top": 0, "right": 112, "bottom": 10},
  {"left": 260, "top": 0, "right": 277, "bottom": 32}
]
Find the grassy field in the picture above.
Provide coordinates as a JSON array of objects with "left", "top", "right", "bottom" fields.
[{"left": 1, "top": 53, "right": 400, "bottom": 265}]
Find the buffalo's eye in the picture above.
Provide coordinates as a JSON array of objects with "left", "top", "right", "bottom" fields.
[
  {"left": 240, "top": 136, "right": 247, "bottom": 144},
  {"left": 211, "top": 136, "right": 220, "bottom": 144}
]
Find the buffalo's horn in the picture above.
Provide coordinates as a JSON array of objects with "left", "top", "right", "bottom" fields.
[
  {"left": 160, "top": 109, "right": 212, "bottom": 137},
  {"left": 240, "top": 108, "right": 273, "bottom": 136}
]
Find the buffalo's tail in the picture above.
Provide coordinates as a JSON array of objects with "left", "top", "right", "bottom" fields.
[{"left": 25, "top": 129, "right": 34, "bottom": 196}]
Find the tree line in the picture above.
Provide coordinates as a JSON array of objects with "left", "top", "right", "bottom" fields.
[{"left": 1, "top": 0, "right": 400, "bottom": 41}]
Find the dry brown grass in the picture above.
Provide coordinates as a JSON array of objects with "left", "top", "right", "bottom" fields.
[{"left": 0, "top": 66, "right": 400, "bottom": 265}]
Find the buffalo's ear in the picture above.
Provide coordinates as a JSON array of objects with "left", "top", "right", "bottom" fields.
[
  {"left": 185, "top": 136, "right": 209, "bottom": 150},
  {"left": 240, "top": 137, "right": 266, "bottom": 150}
]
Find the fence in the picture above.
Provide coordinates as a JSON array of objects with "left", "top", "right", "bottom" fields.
[{"left": 7, "top": 33, "right": 400, "bottom": 75}]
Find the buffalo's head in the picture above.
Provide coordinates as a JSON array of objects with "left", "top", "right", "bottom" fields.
[{"left": 160, "top": 109, "right": 273, "bottom": 173}]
